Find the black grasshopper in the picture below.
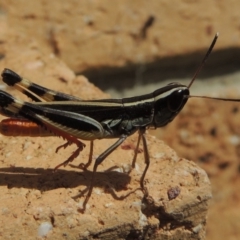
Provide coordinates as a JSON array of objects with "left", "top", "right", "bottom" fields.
[{"left": 1, "top": 33, "right": 236, "bottom": 211}]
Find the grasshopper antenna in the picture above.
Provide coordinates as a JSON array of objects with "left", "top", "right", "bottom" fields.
[
  {"left": 186, "top": 32, "right": 240, "bottom": 102},
  {"left": 187, "top": 95, "right": 240, "bottom": 102},
  {"left": 188, "top": 33, "right": 219, "bottom": 89}
]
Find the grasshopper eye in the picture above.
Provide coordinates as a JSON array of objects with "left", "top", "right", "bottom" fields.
[{"left": 168, "top": 90, "right": 185, "bottom": 112}]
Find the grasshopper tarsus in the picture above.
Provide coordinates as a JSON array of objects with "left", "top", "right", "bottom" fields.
[{"left": 78, "top": 163, "right": 88, "bottom": 170}]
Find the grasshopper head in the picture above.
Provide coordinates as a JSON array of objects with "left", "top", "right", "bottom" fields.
[
  {"left": 153, "top": 84, "right": 189, "bottom": 128},
  {"left": 152, "top": 33, "right": 219, "bottom": 128}
]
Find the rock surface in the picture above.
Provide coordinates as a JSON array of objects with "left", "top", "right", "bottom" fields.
[
  {"left": 155, "top": 95, "right": 240, "bottom": 240},
  {"left": 0, "top": 1, "right": 239, "bottom": 239},
  {"left": 0, "top": 24, "right": 211, "bottom": 240}
]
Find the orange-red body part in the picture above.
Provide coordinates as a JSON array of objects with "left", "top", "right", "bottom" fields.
[{"left": 0, "top": 119, "right": 53, "bottom": 136}]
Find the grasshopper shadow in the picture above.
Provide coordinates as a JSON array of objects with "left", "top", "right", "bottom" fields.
[{"left": 0, "top": 166, "right": 134, "bottom": 200}]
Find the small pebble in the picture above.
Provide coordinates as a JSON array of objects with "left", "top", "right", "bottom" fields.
[{"left": 38, "top": 222, "right": 53, "bottom": 237}]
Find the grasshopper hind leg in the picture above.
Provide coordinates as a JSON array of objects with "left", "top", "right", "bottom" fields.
[
  {"left": 55, "top": 140, "right": 94, "bottom": 170},
  {"left": 79, "top": 140, "right": 94, "bottom": 170},
  {"left": 53, "top": 140, "right": 83, "bottom": 170}
]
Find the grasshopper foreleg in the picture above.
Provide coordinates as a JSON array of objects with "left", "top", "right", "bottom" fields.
[
  {"left": 139, "top": 129, "right": 152, "bottom": 201},
  {"left": 131, "top": 128, "right": 152, "bottom": 201},
  {"left": 131, "top": 130, "right": 142, "bottom": 168}
]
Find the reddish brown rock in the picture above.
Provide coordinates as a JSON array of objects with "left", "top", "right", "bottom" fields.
[
  {"left": 155, "top": 95, "right": 240, "bottom": 240},
  {"left": 0, "top": 36, "right": 211, "bottom": 239}
]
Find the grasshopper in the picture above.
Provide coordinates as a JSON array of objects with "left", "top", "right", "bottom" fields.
[{"left": 0, "top": 33, "right": 239, "bottom": 211}]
